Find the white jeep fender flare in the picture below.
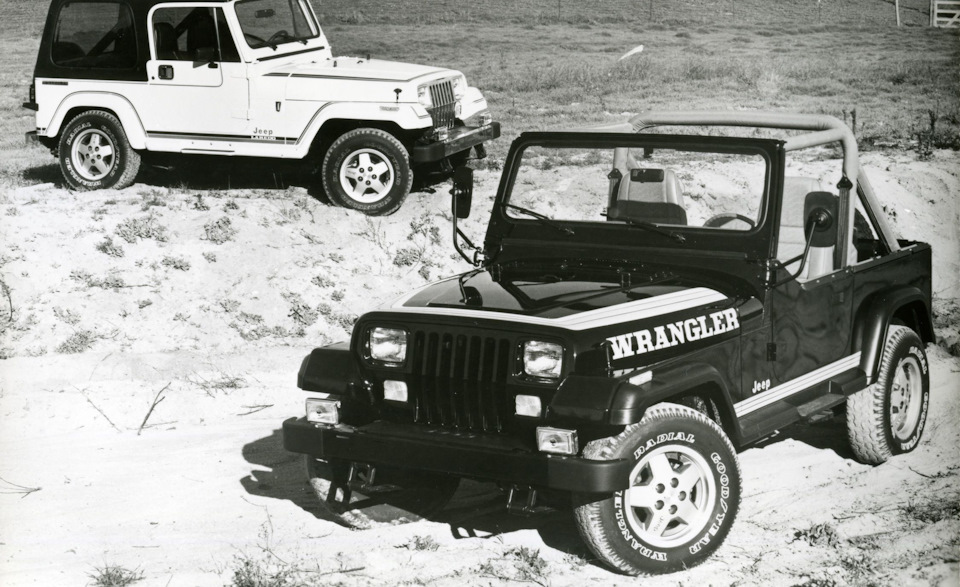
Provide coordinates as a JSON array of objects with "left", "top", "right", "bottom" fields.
[
  {"left": 44, "top": 92, "right": 148, "bottom": 149},
  {"left": 290, "top": 101, "right": 431, "bottom": 159}
]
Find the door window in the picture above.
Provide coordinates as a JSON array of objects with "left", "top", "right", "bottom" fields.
[{"left": 152, "top": 7, "right": 240, "bottom": 62}]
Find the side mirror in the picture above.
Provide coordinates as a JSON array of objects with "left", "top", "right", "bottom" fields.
[
  {"left": 194, "top": 47, "right": 217, "bottom": 65},
  {"left": 803, "top": 191, "right": 838, "bottom": 246},
  {"left": 451, "top": 166, "right": 473, "bottom": 220},
  {"left": 772, "top": 191, "right": 839, "bottom": 288}
]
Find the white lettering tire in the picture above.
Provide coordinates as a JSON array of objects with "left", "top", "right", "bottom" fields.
[
  {"left": 321, "top": 128, "right": 412, "bottom": 216},
  {"left": 58, "top": 110, "right": 140, "bottom": 191},
  {"left": 847, "top": 325, "right": 930, "bottom": 464},
  {"left": 574, "top": 404, "right": 741, "bottom": 575},
  {"left": 305, "top": 456, "right": 458, "bottom": 529}
]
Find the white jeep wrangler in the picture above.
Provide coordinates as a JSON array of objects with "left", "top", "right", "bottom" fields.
[{"left": 24, "top": 0, "right": 500, "bottom": 215}]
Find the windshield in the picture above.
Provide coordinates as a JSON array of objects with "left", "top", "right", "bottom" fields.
[
  {"left": 235, "top": 0, "right": 319, "bottom": 49},
  {"left": 507, "top": 142, "right": 769, "bottom": 233}
]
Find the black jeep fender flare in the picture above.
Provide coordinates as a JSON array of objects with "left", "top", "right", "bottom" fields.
[
  {"left": 298, "top": 343, "right": 360, "bottom": 394},
  {"left": 549, "top": 363, "right": 741, "bottom": 443},
  {"left": 852, "top": 285, "right": 934, "bottom": 383}
]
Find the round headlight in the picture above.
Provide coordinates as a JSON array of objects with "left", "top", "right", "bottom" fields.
[
  {"left": 417, "top": 85, "right": 432, "bottom": 108},
  {"left": 523, "top": 340, "right": 563, "bottom": 380},
  {"left": 452, "top": 75, "right": 466, "bottom": 99},
  {"left": 369, "top": 327, "right": 407, "bottom": 364}
]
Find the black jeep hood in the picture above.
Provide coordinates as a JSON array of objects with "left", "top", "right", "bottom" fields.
[{"left": 390, "top": 266, "right": 730, "bottom": 322}]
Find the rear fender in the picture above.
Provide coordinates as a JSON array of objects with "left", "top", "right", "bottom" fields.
[
  {"left": 853, "top": 286, "right": 934, "bottom": 382},
  {"left": 44, "top": 92, "right": 147, "bottom": 149}
]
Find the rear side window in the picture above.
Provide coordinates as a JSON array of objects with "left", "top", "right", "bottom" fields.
[{"left": 52, "top": 1, "right": 137, "bottom": 69}]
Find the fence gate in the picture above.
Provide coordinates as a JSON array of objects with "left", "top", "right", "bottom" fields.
[{"left": 932, "top": 0, "right": 960, "bottom": 26}]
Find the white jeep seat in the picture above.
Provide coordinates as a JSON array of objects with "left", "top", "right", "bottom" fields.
[
  {"left": 607, "top": 149, "right": 686, "bottom": 225},
  {"left": 778, "top": 176, "right": 837, "bottom": 281}
]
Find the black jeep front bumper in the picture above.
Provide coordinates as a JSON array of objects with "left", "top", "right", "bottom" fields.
[
  {"left": 282, "top": 417, "right": 631, "bottom": 493},
  {"left": 411, "top": 122, "right": 501, "bottom": 164}
]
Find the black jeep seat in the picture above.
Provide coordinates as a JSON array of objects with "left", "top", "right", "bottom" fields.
[{"left": 153, "top": 22, "right": 180, "bottom": 60}]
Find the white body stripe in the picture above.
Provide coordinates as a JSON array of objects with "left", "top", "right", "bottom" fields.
[
  {"left": 734, "top": 352, "right": 862, "bottom": 417},
  {"left": 387, "top": 287, "right": 727, "bottom": 332}
]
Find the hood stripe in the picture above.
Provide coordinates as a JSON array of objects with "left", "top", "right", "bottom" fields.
[{"left": 388, "top": 287, "right": 727, "bottom": 331}]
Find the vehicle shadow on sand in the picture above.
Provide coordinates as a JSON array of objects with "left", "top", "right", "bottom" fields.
[
  {"left": 240, "top": 428, "right": 592, "bottom": 559},
  {"left": 749, "top": 410, "right": 857, "bottom": 458}
]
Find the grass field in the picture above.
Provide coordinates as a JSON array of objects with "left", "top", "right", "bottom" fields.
[{"left": 2, "top": 0, "right": 958, "bottom": 187}]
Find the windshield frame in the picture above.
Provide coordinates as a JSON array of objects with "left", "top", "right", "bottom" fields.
[
  {"left": 485, "top": 132, "right": 785, "bottom": 263},
  {"left": 235, "top": 0, "right": 320, "bottom": 50}
]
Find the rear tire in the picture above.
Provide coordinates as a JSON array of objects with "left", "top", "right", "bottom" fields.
[
  {"left": 305, "top": 456, "right": 459, "bottom": 529},
  {"left": 847, "top": 325, "right": 929, "bottom": 464},
  {"left": 321, "top": 128, "right": 412, "bottom": 216},
  {"left": 59, "top": 110, "right": 140, "bottom": 190},
  {"left": 574, "top": 404, "right": 741, "bottom": 575}
]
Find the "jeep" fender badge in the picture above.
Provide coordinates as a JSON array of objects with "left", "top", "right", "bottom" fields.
[{"left": 606, "top": 309, "right": 740, "bottom": 360}]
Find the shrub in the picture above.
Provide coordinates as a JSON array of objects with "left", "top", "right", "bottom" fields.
[
  {"left": 96, "top": 236, "right": 125, "bottom": 258},
  {"left": 115, "top": 214, "right": 169, "bottom": 244},
  {"left": 56, "top": 330, "right": 97, "bottom": 354},
  {"left": 87, "top": 564, "right": 144, "bottom": 587},
  {"left": 204, "top": 217, "right": 237, "bottom": 244},
  {"left": 161, "top": 255, "right": 191, "bottom": 271}
]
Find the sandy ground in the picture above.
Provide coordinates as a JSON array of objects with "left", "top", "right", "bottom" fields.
[{"left": 0, "top": 150, "right": 958, "bottom": 586}]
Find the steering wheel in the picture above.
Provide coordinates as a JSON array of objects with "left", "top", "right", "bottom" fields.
[
  {"left": 266, "top": 29, "right": 292, "bottom": 45},
  {"left": 704, "top": 213, "right": 756, "bottom": 229}
]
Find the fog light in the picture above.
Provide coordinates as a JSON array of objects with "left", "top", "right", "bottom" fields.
[
  {"left": 383, "top": 380, "right": 408, "bottom": 402},
  {"left": 536, "top": 427, "right": 578, "bottom": 455},
  {"left": 479, "top": 112, "right": 493, "bottom": 126},
  {"left": 306, "top": 398, "right": 340, "bottom": 425},
  {"left": 515, "top": 394, "right": 542, "bottom": 417}
]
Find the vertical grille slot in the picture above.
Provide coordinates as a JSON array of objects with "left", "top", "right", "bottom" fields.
[
  {"left": 427, "top": 79, "right": 456, "bottom": 130},
  {"left": 411, "top": 328, "right": 511, "bottom": 433}
]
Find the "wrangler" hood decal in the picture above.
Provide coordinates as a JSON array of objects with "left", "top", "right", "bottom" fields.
[{"left": 606, "top": 308, "right": 739, "bottom": 360}]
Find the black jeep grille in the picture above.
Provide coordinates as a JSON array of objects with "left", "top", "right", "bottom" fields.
[
  {"left": 427, "top": 80, "right": 456, "bottom": 130},
  {"left": 410, "top": 330, "right": 513, "bottom": 433}
]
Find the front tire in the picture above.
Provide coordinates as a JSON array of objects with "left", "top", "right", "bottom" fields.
[
  {"left": 305, "top": 456, "right": 459, "bottom": 529},
  {"left": 574, "top": 404, "right": 741, "bottom": 575},
  {"left": 321, "top": 128, "right": 412, "bottom": 216},
  {"left": 58, "top": 110, "right": 140, "bottom": 190},
  {"left": 847, "top": 325, "right": 930, "bottom": 464}
]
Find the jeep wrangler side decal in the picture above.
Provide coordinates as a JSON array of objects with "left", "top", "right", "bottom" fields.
[
  {"left": 606, "top": 308, "right": 740, "bottom": 360},
  {"left": 733, "top": 352, "right": 862, "bottom": 417}
]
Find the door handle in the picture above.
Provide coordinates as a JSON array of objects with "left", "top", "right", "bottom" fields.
[{"left": 158, "top": 65, "right": 174, "bottom": 80}]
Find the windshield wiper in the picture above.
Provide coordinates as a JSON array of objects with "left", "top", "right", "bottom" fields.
[
  {"left": 504, "top": 203, "right": 575, "bottom": 236},
  {"left": 616, "top": 217, "right": 686, "bottom": 244}
]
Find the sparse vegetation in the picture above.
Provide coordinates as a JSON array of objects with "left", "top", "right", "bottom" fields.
[
  {"left": 115, "top": 214, "right": 169, "bottom": 244},
  {"left": 70, "top": 269, "right": 126, "bottom": 290},
  {"left": 311, "top": 274, "right": 334, "bottom": 288},
  {"left": 398, "top": 535, "right": 440, "bottom": 552},
  {"left": 56, "top": 330, "right": 98, "bottom": 354},
  {"left": 794, "top": 522, "right": 843, "bottom": 548},
  {"left": 96, "top": 236, "right": 125, "bottom": 258},
  {"left": 203, "top": 251, "right": 218, "bottom": 263},
  {"left": 204, "top": 217, "right": 238, "bottom": 244},
  {"left": 283, "top": 292, "right": 319, "bottom": 327},
  {"left": 902, "top": 497, "right": 960, "bottom": 524},
  {"left": 87, "top": 564, "right": 144, "bottom": 587},
  {"left": 161, "top": 255, "right": 191, "bottom": 271}
]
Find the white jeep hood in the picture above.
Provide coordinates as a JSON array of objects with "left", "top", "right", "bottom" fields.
[{"left": 267, "top": 57, "right": 452, "bottom": 84}]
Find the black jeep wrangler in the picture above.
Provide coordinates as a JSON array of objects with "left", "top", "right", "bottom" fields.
[{"left": 283, "top": 111, "right": 933, "bottom": 574}]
